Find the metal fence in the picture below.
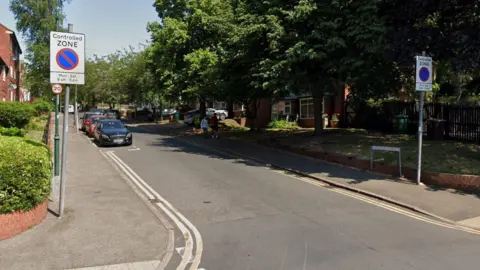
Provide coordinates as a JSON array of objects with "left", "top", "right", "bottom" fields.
[{"left": 345, "top": 101, "right": 480, "bottom": 143}]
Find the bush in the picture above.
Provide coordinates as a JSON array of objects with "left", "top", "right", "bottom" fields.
[
  {"left": 0, "top": 126, "right": 26, "bottom": 137},
  {"left": 0, "top": 102, "right": 35, "bottom": 128},
  {"left": 193, "top": 116, "right": 201, "bottom": 129},
  {"left": 32, "top": 99, "right": 53, "bottom": 116},
  {"left": 25, "top": 117, "right": 43, "bottom": 131},
  {"left": 268, "top": 120, "right": 299, "bottom": 130},
  {"left": 0, "top": 136, "right": 51, "bottom": 214}
]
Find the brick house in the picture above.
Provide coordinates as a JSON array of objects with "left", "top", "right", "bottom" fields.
[
  {"left": 272, "top": 87, "right": 349, "bottom": 128},
  {"left": 0, "top": 23, "right": 22, "bottom": 102}
]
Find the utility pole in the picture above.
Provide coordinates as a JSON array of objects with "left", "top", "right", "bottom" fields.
[
  {"left": 54, "top": 1, "right": 61, "bottom": 177},
  {"left": 59, "top": 23, "right": 73, "bottom": 217}
]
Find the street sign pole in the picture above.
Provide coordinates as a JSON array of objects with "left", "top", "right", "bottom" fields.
[
  {"left": 50, "top": 22, "right": 85, "bottom": 217},
  {"left": 54, "top": 7, "right": 61, "bottom": 177},
  {"left": 59, "top": 23, "right": 74, "bottom": 217},
  {"left": 416, "top": 51, "right": 432, "bottom": 185}
]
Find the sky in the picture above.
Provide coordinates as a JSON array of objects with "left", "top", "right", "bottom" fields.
[{"left": 0, "top": 0, "right": 159, "bottom": 58}]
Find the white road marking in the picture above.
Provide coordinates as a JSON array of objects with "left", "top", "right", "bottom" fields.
[
  {"left": 128, "top": 148, "right": 140, "bottom": 151},
  {"left": 105, "top": 152, "right": 204, "bottom": 269}
]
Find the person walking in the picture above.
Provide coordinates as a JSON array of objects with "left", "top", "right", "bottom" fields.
[
  {"left": 209, "top": 113, "right": 219, "bottom": 139},
  {"left": 201, "top": 116, "right": 209, "bottom": 138}
]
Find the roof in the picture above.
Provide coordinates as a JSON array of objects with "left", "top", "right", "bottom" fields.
[{"left": 0, "top": 23, "right": 23, "bottom": 54}]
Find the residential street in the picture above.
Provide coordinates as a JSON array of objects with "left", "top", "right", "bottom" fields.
[{"left": 102, "top": 125, "right": 480, "bottom": 270}]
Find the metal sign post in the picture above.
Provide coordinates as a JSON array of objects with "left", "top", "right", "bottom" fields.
[
  {"left": 415, "top": 51, "right": 433, "bottom": 185},
  {"left": 50, "top": 24, "right": 85, "bottom": 217}
]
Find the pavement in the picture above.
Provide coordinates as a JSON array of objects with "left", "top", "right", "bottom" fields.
[
  {"left": 0, "top": 116, "right": 171, "bottom": 270},
  {"left": 179, "top": 134, "right": 480, "bottom": 228},
  {"left": 105, "top": 124, "right": 480, "bottom": 269}
]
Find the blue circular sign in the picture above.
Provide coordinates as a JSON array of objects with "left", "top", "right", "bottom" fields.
[
  {"left": 56, "top": 48, "right": 79, "bottom": 70},
  {"left": 419, "top": 67, "right": 430, "bottom": 82}
]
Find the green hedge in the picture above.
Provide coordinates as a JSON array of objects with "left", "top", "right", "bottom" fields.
[
  {"left": 0, "top": 136, "right": 51, "bottom": 214},
  {"left": 268, "top": 120, "right": 299, "bottom": 130},
  {"left": 32, "top": 99, "right": 53, "bottom": 116},
  {"left": 0, "top": 102, "right": 35, "bottom": 128},
  {"left": 0, "top": 126, "right": 26, "bottom": 137}
]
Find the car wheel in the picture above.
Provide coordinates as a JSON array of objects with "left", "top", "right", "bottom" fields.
[{"left": 219, "top": 113, "right": 226, "bottom": 120}]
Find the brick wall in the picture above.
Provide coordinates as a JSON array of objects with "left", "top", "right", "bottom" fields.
[{"left": 0, "top": 199, "right": 49, "bottom": 240}]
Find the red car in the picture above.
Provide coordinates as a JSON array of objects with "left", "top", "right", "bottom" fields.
[{"left": 86, "top": 115, "right": 106, "bottom": 137}]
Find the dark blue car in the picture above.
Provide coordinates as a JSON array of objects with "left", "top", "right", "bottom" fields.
[{"left": 93, "top": 119, "right": 132, "bottom": 147}]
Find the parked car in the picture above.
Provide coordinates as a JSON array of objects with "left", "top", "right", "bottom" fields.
[
  {"left": 93, "top": 119, "right": 132, "bottom": 146},
  {"left": 184, "top": 109, "right": 201, "bottom": 125},
  {"left": 90, "top": 108, "right": 105, "bottom": 114},
  {"left": 106, "top": 109, "right": 121, "bottom": 119},
  {"left": 206, "top": 108, "right": 228, "bottom": 120},
  {"left": 86, "top": 115, "right": 106, "bottom": 137},
  {"left": 80, "top": 112, "right": 96, "bottom": 131}
]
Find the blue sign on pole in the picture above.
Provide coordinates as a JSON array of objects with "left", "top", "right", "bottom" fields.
[
  {"left": 419, "top": 67, "right": 430, "bottom": 82},
  {"left": 56, "top": 48, "right": 79, "bottom": 71}
]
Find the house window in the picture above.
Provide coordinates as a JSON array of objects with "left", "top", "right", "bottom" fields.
[
  {"left": 10, "top": 91, "right": 14, "bottom": 102},
  {"left": 10, "top": 66, "right": 13, "bottom": 78},
  {"left": 2, "top": 96, "right": 5, "bottom": 102},
  {"left": 284, "top": 101, "right": 291, "bottom": 114},
  {"left": 233, "top": 103, "right": 244, "bottom": 112},
  {"left": 1, "top": 66, "right": 5, "bottom": 81},
  {"left": 299, "top": 98, "right": 314, "bottom": 119}
]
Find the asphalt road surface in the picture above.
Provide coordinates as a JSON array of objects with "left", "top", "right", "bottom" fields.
[{"left": 99, "top": 125, "right": 480, "bottom": 270}]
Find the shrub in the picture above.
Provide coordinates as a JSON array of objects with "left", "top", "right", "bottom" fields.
[
  {"left": 0, "top": 136, "right": 51, "bottom": 214},
  {"left": 32, "top": 99, "right": 53, "bottom": 116},
  {"left": 0, "top": 126, "right": 26, "bottom": 137},
  {"left": 268, "top": 120, "right": 299, "bottom": 130},
  {"left": 193, "top": 116, "right": 201, "bottom": 129},
  {"left": 0, "top": 102, "right": 35, "bottom": 128}
]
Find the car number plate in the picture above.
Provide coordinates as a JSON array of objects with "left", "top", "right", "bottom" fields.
[{"left": 113, "top": 139, "right": 123, "bottom": 144}]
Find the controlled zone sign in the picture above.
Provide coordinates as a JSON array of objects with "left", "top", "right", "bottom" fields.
[
  {"left": 415, "top": 56, "right": 432, "bottom": 91},
  {"left": 50, "top": 31, "right": 85, "bottom": 85}
]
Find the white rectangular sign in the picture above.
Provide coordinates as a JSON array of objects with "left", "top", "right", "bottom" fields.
[
  {"left": 372, "top": 146, "right": 401, "bottom": 152},
  {"left": 50, "top": 31, "right": 85, "bottom": 85},
  {"left": 415, "top": 56, "right": 432, "bottom": 91}
]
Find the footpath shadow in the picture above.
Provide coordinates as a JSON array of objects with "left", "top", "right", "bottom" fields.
[{"left": 148, "top": 135, "right": 267, "bottom": 170}]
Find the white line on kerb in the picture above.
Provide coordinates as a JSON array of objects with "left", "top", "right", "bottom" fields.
[{"left": 105, "top": 152, "right": 204, "bottom": 269}]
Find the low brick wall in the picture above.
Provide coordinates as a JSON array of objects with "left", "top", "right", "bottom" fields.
[
  {"left": 0, "top": 199, "right": 49, "bottom": 240},
  {"left": 261, "top": 140, "right": 480, "bottom": 193}
]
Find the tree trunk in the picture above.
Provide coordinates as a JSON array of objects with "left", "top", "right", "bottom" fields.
[
  {"left": 227, "top": 100, "right": 234, "bottom": 119},
  {"left": 313, "top": 94, "right": 324, "bottom": 136},
  {"left": 199, "top": 99, "right": 206, "bottom": 117}
]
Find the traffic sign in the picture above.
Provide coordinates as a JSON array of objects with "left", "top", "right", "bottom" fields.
[
  {"left": 415, "top": 56, "right": 432, "bottom": 91},
  {"left": 56, "top": 48, "right": 79, "bottom": 70},
  {"left": 50, "top": 31, "right": 85, "bottom": 85},
  {"left": 52, "top": 84, "right": 63, "bottom": 95}
]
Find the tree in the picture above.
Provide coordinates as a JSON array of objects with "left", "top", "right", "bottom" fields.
[
  {"left": 10, "top": 0, "right": 70, "bottom": 97},
  {"left": 148, "top": 0, "right": 236, "bottom": 116}
]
